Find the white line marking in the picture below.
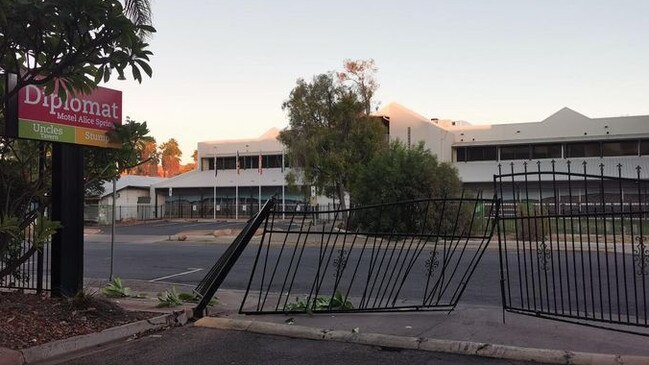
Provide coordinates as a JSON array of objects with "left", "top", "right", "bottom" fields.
[{"left": 149, "top": 268, "right": 203, "bottom": 282}]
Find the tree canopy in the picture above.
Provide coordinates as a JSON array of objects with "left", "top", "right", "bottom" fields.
[
  {"left": 350, "top": 141, "right": 464, "bottom": 233},
  {"left": 351, "top": 141, "right": 462, "bottom": 206},
  {"left": 127, "top": 138, "right": 160, "bottom": 177},
  {"left": 0, "top": 0, "right": 154, "bottom": 104},
  {"left": 278, "top": 60, "right": 387, "bottom": 209},
  {"left": 160, "top": 138, "right": 182, "bottom": 177}
]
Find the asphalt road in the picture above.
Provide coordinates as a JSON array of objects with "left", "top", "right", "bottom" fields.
[
  {"left": 95, "top": 220, "right": 247, "bottom": 236},
  {"left": 85, "top": 220, "right": 504, "bottom": 307},
  {"left": 85, "top": 220, "right": 643, "bottom": 314},
  {"left": 54, "top": 326, "right": 534, "bottom": 365}
]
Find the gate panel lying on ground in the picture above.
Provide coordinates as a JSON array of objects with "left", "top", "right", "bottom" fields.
[
  {"left": 239, "top": 196, "right": 498, "bottom": 314},
  {"left": 496, "top": 161, "right": 649, "bottom": 331}
]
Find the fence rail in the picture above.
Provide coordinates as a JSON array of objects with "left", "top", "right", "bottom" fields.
[
  {"left": 238, "top": 196, "right": 498, "bottom": 314},
  {"left": 0, "top": 225, "right": 50, "bottom": 292},
  {"left": 496, "top": 161, "right": 649, "bottom": 330},
  {"left": 85, "top": 202, "right": 346, "bottom": 223}
]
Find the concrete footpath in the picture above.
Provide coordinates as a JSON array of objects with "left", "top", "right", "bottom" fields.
[
  {"left": 98, "top": 279, "right": 649, "bottom": 364},
  {"left": 5, "top": 280, "right": 649, "bottom": 365}
]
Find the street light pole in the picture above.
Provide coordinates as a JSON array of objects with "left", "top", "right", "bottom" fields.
[
  {"left": 213, "top": 146, "right": 217, "bottom": 220},
  {"left": 109, "top": 177, "right": 116, "bottom": 281},
  {"left": 281, "top": 150, "right": 286, "bottom": 219},
  {"left": 258, "top": 150, "right": 262, "bottom": 212}
]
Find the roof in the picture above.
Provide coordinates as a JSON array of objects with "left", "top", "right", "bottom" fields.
[
  {"left": 373, "top": 102, "right": 431, "bottom": 124},
  {"left": 100, "top": 175, "right": 167, "bottom": 198},
  {"left": 200, "top": 127, "right": 281, "bottom": 145},
  {"left": 151, "top": 168, "right": 299, "bottom": 189},
  {"left": 450, "top": 107, "right": 649, "bottom": 145}
]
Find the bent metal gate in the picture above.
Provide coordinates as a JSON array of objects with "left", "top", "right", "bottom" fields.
[
  {"left": 495, "top": 161, "right": 649, "bottom": 334},
  {"left": 194, "top": 195, "right": 499, "bottom": 316}
]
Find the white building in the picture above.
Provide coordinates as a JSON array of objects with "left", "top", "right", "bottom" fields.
[
  {"left": 149, "top": 102, "right": 649, "bottom": 218},
  {"left": 85, "top": 175, "right": 167, "bottom": 223}
]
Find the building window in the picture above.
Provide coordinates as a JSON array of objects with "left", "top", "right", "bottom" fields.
[
  {"left": 216, "top": 157, "right": 236, "bottom": 170},
  {"left": 206, "top": 154, "right": 288, "bottom": 170},
  {"left": 602, "top": 140, "right": 639, "bottom": 157},
  {"left": 456, "top": 147, "right": 466, "bottom": 162},
  {"left": 262, "top": 154, "right": 283, "bottom": 168},
  {"left": 531, "top": 144, "right": 562, "bottom": 159},
  {"left": 201, "top": 158, "right": 214, "bottom": 171},
  {"left": 468, "top": 146, "right": 497, "bottom": 161},
  {"left": 454, "top": 146, "right": 497, "bottom": 162},
  {"left": 500, "top": 145, "right": 530, "bottom": 160},
  {"left": 641, "top": 140, "right": 649, "bottom": 155},
  {"left": 241, "top": 155, "right": 259, "bottom": 169},
  {"left": 565, "top": 142, "right": 600, "bottom": 158}
]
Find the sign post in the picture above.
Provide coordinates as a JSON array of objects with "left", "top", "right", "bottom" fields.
[
  {"left": 51, "top": 143, "right": 85, "bottom": 297},
  {"left": 4, "top": 76, "right": 123, "bottom": 297}
]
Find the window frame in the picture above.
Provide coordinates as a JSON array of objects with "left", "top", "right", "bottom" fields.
[
  {"left": 602, "top": 140, "right": 639, "bottom": 157},
  {"left": 499, "top": 144, "right": 531, "bottom": 160}
]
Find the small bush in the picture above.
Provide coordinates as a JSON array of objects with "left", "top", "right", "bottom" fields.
[
  {"left": 285, "top": 290, "right": 353, "bottom": 312},
  {"left": 102, "top": 277, "right": 132, "bottom": 298},
  {"left": 157, "top": 287, "right": 182, "bottom": 308},
  {"left": 67, "top": 288, "right": 99, "bottom": 310}
]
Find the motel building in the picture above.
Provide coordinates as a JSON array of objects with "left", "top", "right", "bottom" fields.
[{"left": 148, "top": 103, "right": 649, "bottom": 218}]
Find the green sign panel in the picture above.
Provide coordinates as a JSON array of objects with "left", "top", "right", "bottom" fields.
[{"left": 18, "top": 119, "right": 76, "bottom": 143}]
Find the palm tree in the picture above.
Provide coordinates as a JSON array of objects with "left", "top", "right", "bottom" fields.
[{"left": 123, "top": 0, "right": 153, "bottom": 37}]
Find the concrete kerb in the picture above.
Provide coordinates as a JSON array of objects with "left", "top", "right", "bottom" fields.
[
  {"left": 2, "top": 310, "right": 189, "bottom": 365},
  {"left": 195, "top": 317, "right": 649, "bottom": 365}
]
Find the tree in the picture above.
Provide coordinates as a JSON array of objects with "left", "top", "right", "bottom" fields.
[
  {"left": 178, "top": 149, "right": 198, "bottom": 174},
  {"left": 160, "top": 138, "right": 182, "bottom": 177},
  {"left": 128, "top": 138, "right": 160, "bottom": 176},
  {"left": 85, "top": 118, "right": 157, "bottom": 196},
  {"left": 352, "top": 141, "right": 462, "bottom": 205},
  {"left": 337, "top": 59, "right": 379, "bottom": 115},
  {"left": 278, "top": 61, "right": 387, "bottom": 211},
  {"left": 0, "top": 0, "right": 155, "bottom": 281},
  {"left": 0, "top": 0, "right": 154, "bottom": 108},
  {"left": 350, "top": 141, "right": 463, "bottom": 233}
]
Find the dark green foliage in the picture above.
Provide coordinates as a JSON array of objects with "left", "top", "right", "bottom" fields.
[
  {"left": 285, "top": 290, "right": 354, "bottom": 312},
  {"left": 516, "top": 202, "right": 549, "bottom": 241},
  {"left": 157, "top": 287, "right": 182, "bottom": 308},
  {"left": 102, "top": 277, "right": 133, "bottom": 298},
  {"left": 0, "top": 0, "right": 155, "bottom": 104},
  {"left": 350, "top": 141, "right": 465, "bottom": 234}
]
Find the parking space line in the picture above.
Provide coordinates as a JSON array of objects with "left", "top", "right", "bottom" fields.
[{"left": 148, "top": 268, "right": 203, "bottom": 282}]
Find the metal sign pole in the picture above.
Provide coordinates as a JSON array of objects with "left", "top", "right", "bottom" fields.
[
  {"left": 51, "top": 143, "right": 85, "bottom": 297},
  {"left": 109, "top": 177, "right": 116, "bottom": 281},
  {"left": 281, "top": 150, "right": 285, "bottom": 219},
  {"left": 213, "top": 147, "right": 217, "bottom": 220}
]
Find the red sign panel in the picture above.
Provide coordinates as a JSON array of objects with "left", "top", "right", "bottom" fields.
[{"left": 16, "top": 84, "right": 122, "bottom": 148}]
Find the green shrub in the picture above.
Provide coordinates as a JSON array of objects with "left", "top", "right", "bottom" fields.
[
  {"left": 102, "top": 277, "right": 132, "bottom": 298},
  {"left": 157, "top": 287, "right": 182, "bottom": 308},
  {"left": 285, "top": 290, "right": 353, "bottom": 312}
]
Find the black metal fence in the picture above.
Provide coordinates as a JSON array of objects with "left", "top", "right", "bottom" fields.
[
  {"left": 162, "top": 201, "right": 340, "bottom": 220},
  {"left": 495, "top": 161, "right": 649, "bottom": 330},
  {"left": 238, "top": 195, "right": 498, "bottom": 314},
  {"left": 0, "top": 224, "right": 50, "bottom": 292}
]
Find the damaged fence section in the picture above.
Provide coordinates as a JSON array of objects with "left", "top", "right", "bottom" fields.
[
  {"left": 496, "top": 161, "right": 649, "bottom": 331},
  {"left": 239, "top": 196, "right": 498, "bottom": 314}
]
